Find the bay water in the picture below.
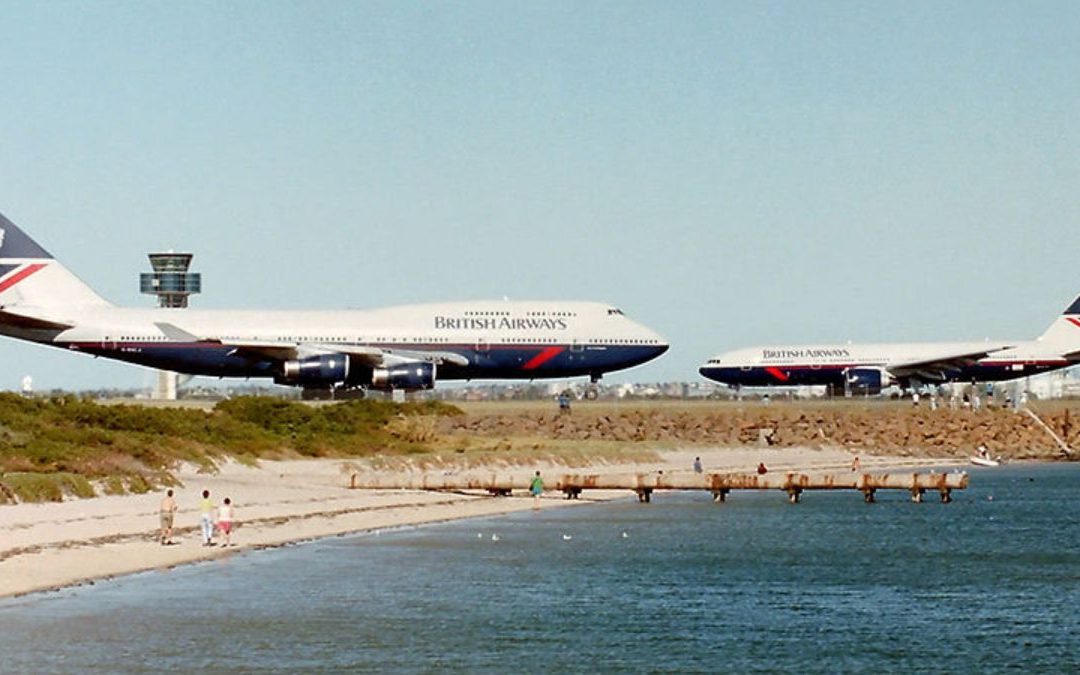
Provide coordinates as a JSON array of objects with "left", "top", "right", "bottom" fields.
[{"left": 0, "top": 464, "right": 1077, "bottom": 673}]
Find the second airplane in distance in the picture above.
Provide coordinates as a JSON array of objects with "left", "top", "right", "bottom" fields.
[{"left": 699, "top": 296, "right": 1080, "bottom": 394}]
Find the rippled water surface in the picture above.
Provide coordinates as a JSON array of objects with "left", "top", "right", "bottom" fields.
[{"left": 1, "top": 464, "right": 1077, "bottom": 673}]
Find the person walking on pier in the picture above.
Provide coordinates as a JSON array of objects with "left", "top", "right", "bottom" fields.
[{"left": 530, "top": 471, "right": 544, "bottom": 509}]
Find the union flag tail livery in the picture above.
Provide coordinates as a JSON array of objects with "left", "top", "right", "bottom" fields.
[
  {"left": 0, "top": 211, "right": 667, "bottom": 396},
  {"left": 700, "top": 296, "right": 1080, "bottom": 393},
  {"left": 1031, "top": 295, "right": 1080, "bottom": 352},
  {"left": 0, "top": 212, "right": 110, "bottom": 309}
]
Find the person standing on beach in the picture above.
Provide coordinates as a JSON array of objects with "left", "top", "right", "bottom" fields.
[
  {"left": 693, "top": 457, "right": 703, "bottom": 474},
  {"left": 529, "top": 471, "right": 544, "bottom": 508},
  {"left": 199, "top": 489, "right": 216, "bottom": 546},
  {"left": 159, "top": 489, "right": 177, "bottom": 545},
  {"left": 217, "top": 498, "right": 235, "bottom": 547}
]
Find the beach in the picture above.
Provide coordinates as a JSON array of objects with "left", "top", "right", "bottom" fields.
[{"left": 0, "top": 445, "right": 955, "bottom": 599}]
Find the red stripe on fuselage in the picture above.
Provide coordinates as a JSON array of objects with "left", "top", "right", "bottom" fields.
[
  {"left": 1066, "top": 317, "right": 1080, "bottom": 328},
  {"left": 765, "top": 366, "right": 789, "bottom": 382},
  {"left": 0, "top": 263, "right": 47, "bottom": 294},
  {"left": 523, "top": 346, "right": 564, "bottom": 370}
]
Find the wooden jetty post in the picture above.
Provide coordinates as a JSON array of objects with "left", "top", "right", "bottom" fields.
[{"left": 348, "top": 470, "right": 969, "bottom": 504}]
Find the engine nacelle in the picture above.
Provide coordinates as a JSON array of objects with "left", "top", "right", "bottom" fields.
[
  {"left": 845, "top": 367, "right": 891, "bottom": 395},
  {"left": 278, "top": 354, "right": 350, "bottom": 386},
  {"left": 371, "top": 361, "right": 436, "bottom": 391}
]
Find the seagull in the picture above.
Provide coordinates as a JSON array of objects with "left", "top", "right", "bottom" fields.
[
  {"left": 562, "top": 534, "right": 572, "bottom": 541},
  {"left": 491, "top": 534, "right": 501, "bottom": 542},
  {"left": 621, "top": 532, "right": 629, "bottom": 539}
]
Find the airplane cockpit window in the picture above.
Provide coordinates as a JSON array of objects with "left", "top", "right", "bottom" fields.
[{"left": 607, "top": 308, "right": 624, "bottom": 316}]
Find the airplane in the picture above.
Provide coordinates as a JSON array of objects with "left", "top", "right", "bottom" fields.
[
  {"left": 699, "top": 297, "right": 1080, "bottom": 394},
  {"left": 0, "top": 211, "right": 668, "bottom": 397}
]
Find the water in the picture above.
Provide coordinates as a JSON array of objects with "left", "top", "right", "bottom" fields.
[{"left": 0, "top": 465, "right": 1077, "bottom": 673}]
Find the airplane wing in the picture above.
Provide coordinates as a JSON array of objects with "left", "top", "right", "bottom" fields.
[
  {"left": 0, "top": 308, "right": 74, "bottom": 330},
  {"left": 154, "top": 322, "right": 469, "bottom": 367},
  {"left": 887, "top": 344, "right": 1014, "bottom": 380}
]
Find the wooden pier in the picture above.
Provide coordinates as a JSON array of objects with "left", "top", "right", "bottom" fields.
[{"left": 350, "top": 470, "right": 969, "bottom": 504}]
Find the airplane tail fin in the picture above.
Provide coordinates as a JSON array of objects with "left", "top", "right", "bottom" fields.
[
  {"left": 0, "top": 211, "right": 111, "bottom": 309},
  {"left": 1034, "top": 295, "right": 1080, "bottom": 351}
]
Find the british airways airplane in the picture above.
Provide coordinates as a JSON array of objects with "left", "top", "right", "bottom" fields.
[
  {"left": 699, "top": 298, "right": 1080, "bottom": 394},
  {"left": 0, "top": 212, "right": 667, "bottom": 396}
]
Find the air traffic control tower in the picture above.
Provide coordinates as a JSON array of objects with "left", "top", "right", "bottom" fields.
[{"left": 140, "top": 252, "right": 201, "bottom": 399}]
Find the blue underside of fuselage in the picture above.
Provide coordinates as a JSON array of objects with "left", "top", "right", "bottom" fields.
[
  {"left": 699, "top": 363, "right": 1065, "bottom": 388},
  {"left": 62, "top": 342, "right": 667, "bottom": 382}
]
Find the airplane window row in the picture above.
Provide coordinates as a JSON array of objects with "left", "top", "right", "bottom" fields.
[{"left": 464, "top": 311, "right": 510, "bottom": 317}]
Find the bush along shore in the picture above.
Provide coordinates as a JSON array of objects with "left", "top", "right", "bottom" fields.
[{"left": 0, "top": 394, "right": 462, "bottom": 503}]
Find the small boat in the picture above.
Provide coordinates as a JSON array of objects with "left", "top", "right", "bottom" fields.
[{"left": 970, "top": 446, "right": 1001, "bottom": 467}]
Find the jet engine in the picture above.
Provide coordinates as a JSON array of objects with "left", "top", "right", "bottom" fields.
[
  {"left": 277, "top": 354, "right": 350, "bottom": 386},
  {"left": 371, "top": 362, "right": 436, "bottom": 391},
  {"left": 844, "top": 367, "right": 892, "bottom": 395}
]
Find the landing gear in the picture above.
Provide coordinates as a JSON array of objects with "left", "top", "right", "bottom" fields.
[{"left": 584, "top": 374, "right": 601, "bottom": 400}]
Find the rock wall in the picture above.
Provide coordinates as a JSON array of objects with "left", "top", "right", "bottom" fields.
[{"left": 441, "top": 406, "right": 1080, "bottom": 460}]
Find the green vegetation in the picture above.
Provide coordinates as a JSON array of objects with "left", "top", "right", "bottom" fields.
[{"left": 0, "top": 394, "right": 462, "bottom": 503}]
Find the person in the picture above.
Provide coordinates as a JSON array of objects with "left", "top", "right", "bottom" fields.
[
  {"left": 756, "top": 462, "right": 768, "bottom": 475},
  {"left": 912, "top": 391, "right": 920, "bottom": 407},
  {"left": 693, "top": 457, "right": 703, "bottom": 474},
  {"left": 217, "top": 497, "right": 235, "bottom": 547},
  {"left": 558, "top": 392, "right": 571, "bottom": 413},
  {"left": 199, "top": 489, "right": 215, "bottom": 546},
  {"left": 159, "top": 489, "right": 177, "bottom": 545},
  {"left": 529, "top": 471, "right": 544, "bottom": 508},
  {"left": 851, "top": 456, "right": 861, "bottom": 473}
]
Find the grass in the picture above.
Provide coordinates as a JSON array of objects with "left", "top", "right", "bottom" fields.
[{"left": 0, "top": 394, "right": 463, "bottom": 502}]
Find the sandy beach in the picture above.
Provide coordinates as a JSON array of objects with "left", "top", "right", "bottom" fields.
[{"left": 0, "top": 446, "right": 956, "bottom": 599}]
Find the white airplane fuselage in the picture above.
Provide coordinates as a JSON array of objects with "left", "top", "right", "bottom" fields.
[
  {"left": 33, "top": 301, "right": 667, "bottom": 382},
  {"left": 0, "top": 212, "right": 668, "bottom": 391},
  {"left": 700, "top": 340, "right": 1068, "bottom": 390}
]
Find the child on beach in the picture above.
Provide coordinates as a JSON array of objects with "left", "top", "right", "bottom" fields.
[
  {"left": 529, "top": 471, "right": 543, "bottom": 509},
  {"left": 217, "top": 498, "right": 235, "bottom": 547}
]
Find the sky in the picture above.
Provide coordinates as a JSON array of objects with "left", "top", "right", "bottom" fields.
[{"left": 1, "top": 1, "right": 1079, "bottom": 392}]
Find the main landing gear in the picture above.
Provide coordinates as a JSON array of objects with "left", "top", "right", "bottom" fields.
[{"left": 584, "top": 374, "right": 601, "bottom": 400}]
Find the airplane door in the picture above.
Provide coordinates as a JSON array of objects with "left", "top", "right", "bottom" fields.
[
  {"left": 569, "top": 340, "right": 584, "bottom": 362},
  {"left": 476, "top": 338, "right": 490, "bottom": 358}
]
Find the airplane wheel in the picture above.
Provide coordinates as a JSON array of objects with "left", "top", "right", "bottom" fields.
[{"left": 584, "top": 387, "right": 599, "bottom": 400}]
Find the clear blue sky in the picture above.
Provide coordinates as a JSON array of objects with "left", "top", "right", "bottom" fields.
[{"left": 2, "top": 1, "right": 1079, "bottom": 391}]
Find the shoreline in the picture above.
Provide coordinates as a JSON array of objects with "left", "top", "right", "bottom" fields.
[{"left": 0, "top": 448, "right": 976, "bottom": 600}]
